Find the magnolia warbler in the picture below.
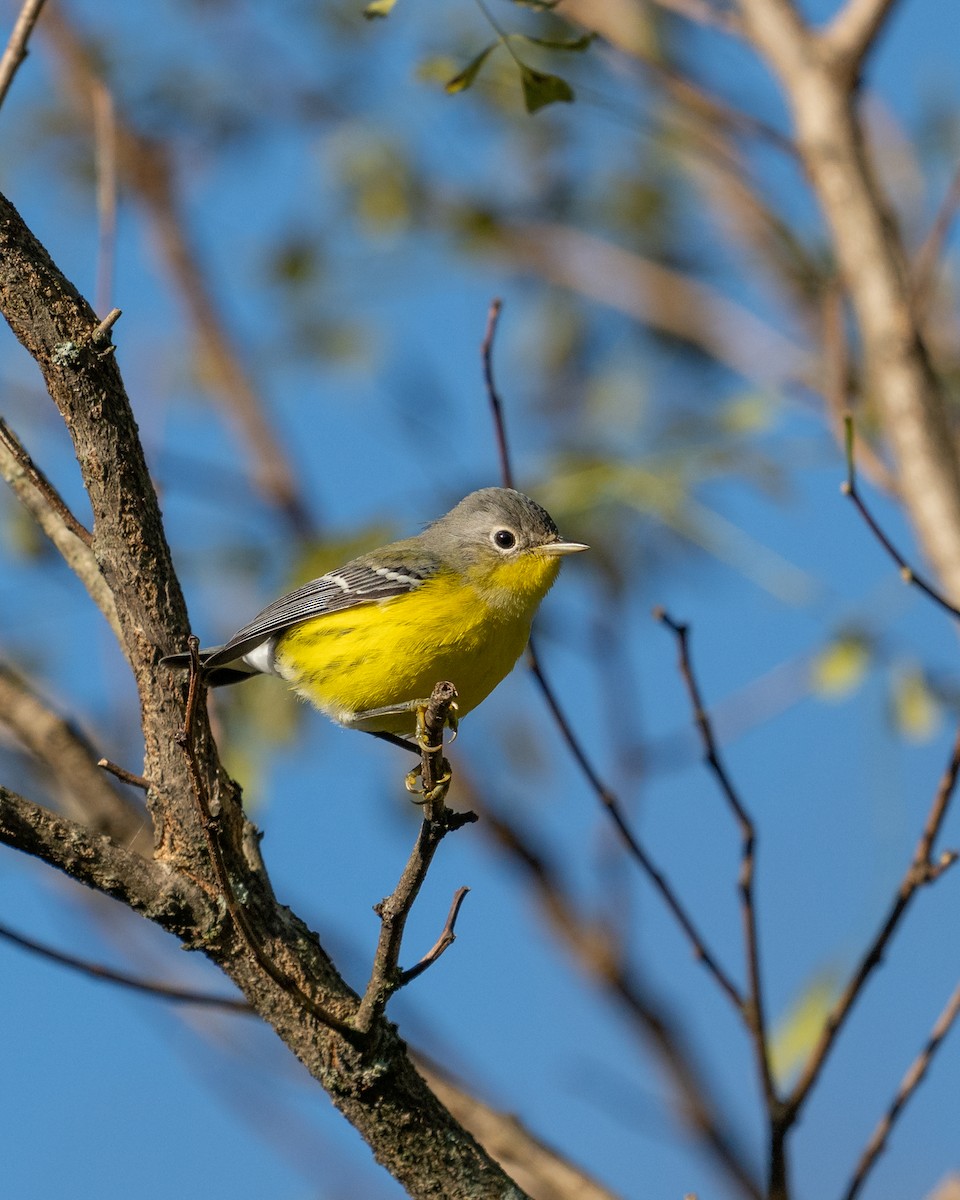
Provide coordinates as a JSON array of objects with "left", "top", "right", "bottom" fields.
[{"left": 163, "top": 488, "right": 587, "bottom": 748}]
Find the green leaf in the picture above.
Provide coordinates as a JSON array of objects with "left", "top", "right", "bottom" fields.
[
  {"left": 810, "top": 635, "right": 871, "bottom": 700},
  {"left": 445, "top": 42, "right": 500, "bottom": 94},
  {"left": 514, "top": 31, "right": 596, "bottom": 53},
  {"left": 770, "top": 974, "right": 838, "bottom": 1085},
  {"left": 892, "top": 666, "right": 941, "bottom": 743},
  {"left": 519, "top": 65, "right": 574, "bottom": 113},
  {"left": 363, "top": 0, "right": 398, "bottom": 18}
]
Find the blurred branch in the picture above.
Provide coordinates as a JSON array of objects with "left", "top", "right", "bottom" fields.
[
  {"left": 784, "top": 717, "right": 960, "bottom": 1122},
  {"left": 420, "top": 1055, "right": 627, "bottom": 1200},
  {"left": 736, "top": 0, "right": 960, "bottom": 605},
  {"left": 470, "top": 786, "right": 762, "bottom": 1200},
  {"left": 40, "top": 7, "right": 314, "bottom": 534},
  {"left": 912, "top": 159, "right": 960, "bottom": 320},
  {"left": 91, "top": 78, "right": 117, "bottom": 316},
  {"left": 648, "top": 0, "right": 744, "bottom": 36},
  {"left": 0, "top": 917, "right": 253, "bottom": 1012},
  {"left": 0, "top": 0, "right": 47, "bottom": 109},
  {"left": 496, "top": 221, "right": 809, "bottom": 387},
  {"left": 842, "top": 416, "right": 960, "bottom": 622},
  {"left": 843, "top": 977, "right": 960, "bottom": 1200},
  {"left": 821, "top": 0, "right": 900, "bottom": 73},
  {"left": 0, "top": 662, "right": 150, "bottom": 853},
  {"left": 0, "top": 417, "right": 122, "bottom": 640}
]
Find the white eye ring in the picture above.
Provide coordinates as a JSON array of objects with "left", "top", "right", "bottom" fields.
[{"left": 492, "top": 527, "right": 517, "bottom": 551}]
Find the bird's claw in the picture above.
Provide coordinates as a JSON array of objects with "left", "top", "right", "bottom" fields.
[{"left": 404, "top": 760, "right": 453, "bottom": 805}]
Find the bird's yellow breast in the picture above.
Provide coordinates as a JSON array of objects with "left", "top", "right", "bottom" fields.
[{"left": 274, "top": 552, "right": 561, "bottom": 733}]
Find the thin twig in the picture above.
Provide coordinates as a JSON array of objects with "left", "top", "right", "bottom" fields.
[
  {"left": 784, "top": 718, "right": 960, "bottom": 1122},
  {"left": 912, "top": 158, "right": 960, "bottom": 320},
  {"left": 0, "top": 0, "right": 47, "bottom": 110},
  {"left": 479, "top": 302, "right": 743, "bottom": 1010},
  {"left": 822, "top": 0, "right": 900, "bottom": 71},
  {"left": 91, "top": 79, "right": 117, "bottom": 317},
  {"left": 842, "top": 415, "right": 960, "bottom": 621},
  {"left": 529, "top": 645, "right": 744, "bottom": 1010},
  {"left": 468, "top": 781, "right": 762, "bottom": 1200},
  {"left": 0, "top": 917, "right": 254, "bottom": 1012},
  {"left": 177, "top": 638, "right": 359, "bottom": 1039},
  {"left": 97, "top": 757, "right": 148, "bottom": 792},
  {"left": 0, "top": 417, "right": 123, "bottom": 641},
  {"left": 481, "top": 298, "right": 514, "bottom": 490},
  {"left": 399, "top": 885, "right": 470, "bottom": 986},
  {"left": 655, "top": 609, "right": 777, "bottom": 1115},
  {"left": 355, "top": 682, "right": 476, "bottom": 1035},
  {"left": 649, "top": 0, "right": 744, "bottom": 37},
  {"left": 842, "top": 977, "right": 960, "bottom": 1200},
  {"left": 91, "top": 307, "right": 122, "bottom": 347},
  {"left": 0, "top": 417, "right": 92, "bottom": 546}
]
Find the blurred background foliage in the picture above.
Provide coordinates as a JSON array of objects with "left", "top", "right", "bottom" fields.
[{"left": 3, "top": 1, "right": 960, "bottom": 1198}]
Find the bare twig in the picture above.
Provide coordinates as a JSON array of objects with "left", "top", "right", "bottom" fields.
[
  {"left": 478, "top": 303, "right": 744, "bottom": 1011},
  {"left": 495, "top": 222, "right": 808, "bottom": 388},
  {"left": 91, "top": 78, "right": 117, "bottom": 316},
  {"left": 0, "top": 0, "right": 47, "bottom": 109},
  {"left": 97, "top": 757, "right": 149, "bottom": 792},
  {"left": 842, "top": 416, "right": 960, "bottom": 622},
  {"left": 355, "top": 682, "right": 476, "bottom": 1035},
  {"left": 91, "top": 306, "right": 122, "bottom": 346},
  {"left": 0, "top": 917, "right": 254, "bottom": 1012},
  {"left": 469, "top": 783, "right": 762, "bottom": 1199},
  {"left": 842, "top": 977, "right": 960, "bottom": 1200},
  {"left": 912, "top": 159, "right": 960, "bottom": 320},
  {"left": 41, "top": 7, "right": 314, "bottom": 534},
  {"left": 650, "top": 0, "right": 744, "bottom": 37},
  {"left": 0, "top": 418, "right": 122, "bottom": 638},
  {"left": 399, "top": 886, "right": 470, "bottom": 986},
  {"left": 655, "top": 611, "right": 777, "bottom": 1119},
  {"left": 822, "top": 0, "right": 899, "bottom": 72},
  {"left": 0, "top": 662, "right": 148, "bottom": 851},
  {"left": 785, "top": 718, "right": 960, "bottom": 1122},
  {"left": 481, "top": 298, "right": 514, "bottom": 490}
]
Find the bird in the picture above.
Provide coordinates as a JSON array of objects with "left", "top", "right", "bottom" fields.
[{"left": 162, "top": 487, "right": 587, "bottom": 750}]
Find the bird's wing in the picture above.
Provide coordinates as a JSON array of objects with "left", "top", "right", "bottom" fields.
[{"left": 204, "top": 559, "right": 430, "bottom": 669}]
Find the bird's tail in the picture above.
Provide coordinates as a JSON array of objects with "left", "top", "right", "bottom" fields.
[{"left": 159, "top": 648, "right": 259, "bottom": 689}]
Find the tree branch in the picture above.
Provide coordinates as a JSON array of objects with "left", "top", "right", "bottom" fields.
[
  {"left": 0, "top": 661, "right": 150, "bottom": 853},
  {"left": 0, "top": 417, "right": 121, "bottom": 640},
  {"left": 0, "top": 0, "right": 47, "bottom": 109},
  {"left": 821, "top": 0, "right": 900, "bottom": 73}
]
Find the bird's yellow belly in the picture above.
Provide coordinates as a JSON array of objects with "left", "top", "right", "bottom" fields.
[{"left": 273, "top": 577, "right": 533, "bottom": 734}]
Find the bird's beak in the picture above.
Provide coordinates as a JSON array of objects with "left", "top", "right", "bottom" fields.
[{"left": 540, "top": 539, "right": 589, "bottom": 556}]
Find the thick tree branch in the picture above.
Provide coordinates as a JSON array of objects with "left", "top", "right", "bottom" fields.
[
  {"left": 736, "top": 0, "right": 960, "bottom": 605},
  {"left": 0, "top": 785, "right": 204, "bottom": 930}
]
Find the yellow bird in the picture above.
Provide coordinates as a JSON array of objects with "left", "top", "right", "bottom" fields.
[{"left": 164, "top": 487, "right": 587, "bottom": 750}]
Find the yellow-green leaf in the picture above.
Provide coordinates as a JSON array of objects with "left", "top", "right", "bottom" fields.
[
  {"left": 514, "top": 32, "right": 596, "bottom": 53},
  {"left": 770, "top": 974, "right": 838, "bottom": 1085},
  {"left": 892, "top": 667, "right": 941, "bottom": 744},
  {"left": 445, "top": 42, "right": 500, "bottom": 95},
  {"left": 519, "top": 66, "right": 574, "bottom": 113},
  {"left": 363, "top": 0, "right": 398, "bottom": 18},
  {"left": 810, "top": 636, "right": 870, "bottom": 700}
]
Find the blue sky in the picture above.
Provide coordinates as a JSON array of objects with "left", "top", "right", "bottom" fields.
[{"left": 2, "top": 2, "right": 960, "bottom": 1198}]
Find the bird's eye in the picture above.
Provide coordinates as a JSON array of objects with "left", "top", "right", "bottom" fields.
[{"left": 493, "top": 528, "right": 517, "bottom": 550}]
